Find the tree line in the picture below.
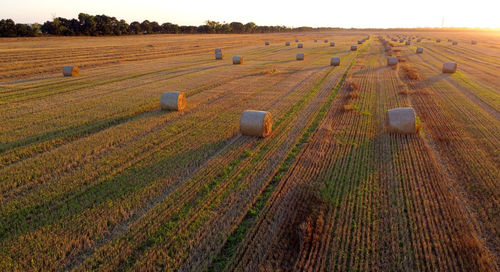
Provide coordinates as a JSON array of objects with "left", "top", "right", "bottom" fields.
[{"left": 0, "top": 13, "right": 328, "bottom": 37}]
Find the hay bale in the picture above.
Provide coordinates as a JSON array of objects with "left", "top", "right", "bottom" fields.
[
  {"left": 358, "top": 40, "right": 363, "bottom": 44},
  {"left": 295, "top": 39, "right": 299, "bottom": 42},
  {"left": 215, "top": 48, "right": 222, "bottom": 54},
  {"left": 314, "top": 39, "right": 318, "bottom": 42},
  {"left": 417, "top": 38, "right": 422, "bottom": 42},
  {"left": 351, "top": 45, "right": 358, "bottom": 51},
  {"left": 330, "top": 42, "right": 335, "bottom": 47},
  {"left": 296, "top": 53, "right": 305, "bottom": 60},
  {"left": 386, "top": 107, "right": 416, "bottom": 134},
  {"left": 324, "top": 39, "right": 328, "bottom": 43},
  {"left": 161, "top": 91, "right": 186, "bottom": 111},
  {"left": 63, "top": 66, "right": 80, "bottom": 77},
  {"left": 416, "top": 47, "right": 423, "bottom": 54},
  {"left": 240, "top": 110, "right": 272, "bottom": 137},
  {"left": 471, "top": 40, "right": 477, "bottom": 45},
  {"left": 385, "top": 46, "right": 392, "bottom": 52},
  {"left": 298, "top": 43, "right": 303, "bottom": 48},
  {"left": 442, "top": 62, "right": 457, "bottom": 73},
  {"left": 330, "top": 57, "right": 340, "bottom": 66},
  {"left": 452, "top": 41, "right": 458, "bottom": 45},
  {"left": 215, "top": 52, "right": 224, "bottom": 60},
  {"left": 387, "top": 57, "right": 398, "bottom": 66},
  {"left": 285, "top": 41, "right": 291, "bottom": 46},
  {"left": 265, "top": 41, "right": 270, "bottom": 45},
  {"left": 233, "top": 56, "right": 244, "bottom": 64},
  {"left": 405, "top": 40, "right": 411, "bottom": 45},
  {"left": 436, "top": 39, "right": 441, "bottom": 42}
]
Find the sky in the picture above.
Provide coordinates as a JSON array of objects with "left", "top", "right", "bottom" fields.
[{"left": 1, "top": 0, "right": 499, "bottom": 29}]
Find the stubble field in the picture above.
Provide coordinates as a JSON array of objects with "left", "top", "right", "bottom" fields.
[{"left": 0, "top": 30, "right": 499, "bottom": 271}]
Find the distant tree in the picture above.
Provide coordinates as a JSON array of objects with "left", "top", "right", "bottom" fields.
[
  {"left": 229, "top": 22, "right": 244, "bottom": 33},
  {"left": 78, "top": 13, "right": 96, "bottom": 35},
  {"left": 118, "top": 20, "right": 129, "bottom": 35},
  {"left": 140, "top": 20, "right": 153, "bottom": 34},
  {"left": 0, "top": 19, "right": 17, "bottom": 37},
  {"left": 129, "top": 21, "right": 142, "bottom": 34},
  {"left": 161, "top": 22, "right": 179, "bottom": 34},
  {"left": 220, "top": 23, "right": 232, "bottom": 34},
  {"left": 244, "top": 22, "right": 256, "bottom": 33}
]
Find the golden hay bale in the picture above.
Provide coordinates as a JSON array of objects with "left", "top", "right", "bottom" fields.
[
  {"left": 387, "top": 57, "right": 398, "bottom": 66},
  {"left": 417, "top": 38, "right": 422, "bottom": 42},
  {"left": 295, "top": 39, "right": 299, "bottom": 42},
  {"left": 330, "top": 42, "right": 335, "bottom": 47},
  {"left": 233, "top": 56, "right": 244, "bottom": 64},
  {"left": 416, "top": 47, "right": 423, "bottom": 54},
  {"left": 351, "top": 45, "right": 358, "bottom": 51},
  {"left": 285, "top": 41, "right": 291, "bottom": 46},
  {"left": 452, "top": 41, "right": 458, "bottom": 45},
  {"left": 298, "top": 43, "right": 303, "bottom": 48},
  {"left": 386, "top": 107, "right": 417, "bottom": 134},
  {"left": 358, "top": 40, "right": 363, "bottom": 44},
  {"left": 265, "top": 41, "right": 270, "bottom": 45},
  {"left": 385, "top": 46, "right": 392, "bottom": 52},
  {"left": 215, "top": 52, "right": 224, "bottom": 60},
  {"left": 405, "top": 40, "right": 411, "bottom": 45},
  {"left": 296, "top": 53, "right": 305, "bottom": 60},
  {"left": 442, "top": 62, "right": 457, "bottom": 73},
  {"left": 215, "top": 48, "right": 222, "bottom": 54},
  {"left": 330, "top": 57, "right": 340, "bottom": 66},
  {"left": 161, "top": 91, "right": 186, "bottom": 111},
  {"left": 240, "top": 110, "right": 272, "bottom": 137},
  {"left": 324, "top": 39, "right": 328, "bottom": 43},
  {"left": 314, "top": 39, "right": 318, "bottom": 42},
  {"left": 63, "top": 66, "right": 80, "bottom": 77},
  {"left": 471, "top": 40, "right": 477, "bottom": 45},
  {"left": 436, "top": 39, "right": 441, "bottom": 42}
]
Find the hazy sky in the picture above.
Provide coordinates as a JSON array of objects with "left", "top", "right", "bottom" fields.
[{"left": 1, "top": 0, "right": 499, "bottom": 28}]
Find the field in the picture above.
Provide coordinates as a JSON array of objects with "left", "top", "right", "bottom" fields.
[{"left": 0, "top": 30, "right": 499, "bottom": 271}]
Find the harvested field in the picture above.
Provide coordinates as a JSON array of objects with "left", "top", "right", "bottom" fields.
[{"left": 0, "top": 30, "right": 498, "bottom": 271}]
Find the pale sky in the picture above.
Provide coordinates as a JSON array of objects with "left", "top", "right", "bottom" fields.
[{"left": 1, "top": 0, "right": 499, "bottom": 28}]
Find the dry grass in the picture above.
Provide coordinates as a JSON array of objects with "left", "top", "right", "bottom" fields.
[
  {"left": 345, "top": 81, "right": 359, "bottom": 92},
  {"left": 401, "top": 63, "right": 422, "bottom": 80}
]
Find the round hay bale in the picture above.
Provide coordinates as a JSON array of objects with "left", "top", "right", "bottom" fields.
[
  {"left": 63, "top": 66, "right": 80, "bottom": 77},
  {"left": 265, "top": 41, "right": 270, "bottom": 45},
  {"left": 386, "top": 107, "right": 416, "bottom": 134},
  {"left": 417, "top": 38, "right": 422, "bottom": 42},
  {"left": 358, "top": 40, "right": 363, "bottom": 44},
  {"left": 314, "top": 39, "right": 318, "bottom": 42},
  {"left": 298, "top": 43, "right": 303, "bottom": 48},
  {"left": 296, "top": 53, "right": 305, "bottom": 60},
  {"left": 452, "top": 41, "right": 458, "bottom": 45},
  {"left": 330, "top": 57, "right": 340, "bottom": 66},
  {"left": 215, "top": 52, "right": 224, "bottom": 60},
  {"left": 285, "top": 41, "right": 291, "bottom": 46},
  {"left": 387, "top": 57, "right": 398, "bottom": 66},
  {"left": 351, "top": 45, "right": 358, "bottom": 51},
  {"left": 161, "top": 91, "right": 186, "bottom": 111},
  {"left": 471, "top": 40, "right": 477, "bottom": 45},
  {"left": 442, "top": 62, "right": 457, "bottom": 73},
  {"left": 385, "top": 46, "right": 392, "bottom": 52},
  {"left": 436, "top": 39, "right": 441, "bottom": 42},
  {"left": 215, "top": 48, "right": 222, "bottom": 54},
  {"left": 405, "top": 40, "right": 411, "bottom": 45},
  {"left": 240, "top": 110, "right": 272, "bottom": 137},
  {"left": 330, "top": 42, "right": 335, "bottom": 47},
  {"left": 295, "top": 39, "right": 299, "bottom": 42},
  {"left": 324, "top": 39, "right": 328, "bottom": 43},
  {"left": 416, "top": 47, "right": 423, "bottom": 54},
  {"left": 233, "top": 56, "right": 244, "bottom": 64}
]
